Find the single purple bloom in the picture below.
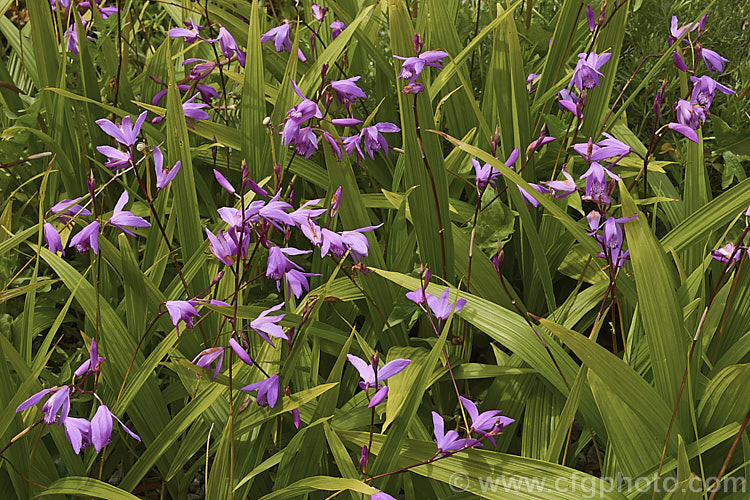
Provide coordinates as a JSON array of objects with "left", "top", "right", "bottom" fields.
[
  {"left": 542, "top": 168, "right": 577, "bottom": 198},
  {"left": 330, "top": 21, "right": 346, "bottom": 39},
  {"left": 168, "top": 19, "right": 203, "bottom": 43},
  {"left": 153, "top": 146, "right": 181, "bottom": 189},
  {"left": 674, "top": 98, "right": 706, "bottom": 129},
  {"left": 672, "top": 51, "right": 689, "bottom": 72},
  {"left": 41, "top": 385, "right": 70, "bottom": 426},
  {"left": 96, "top": 112, "right": 147, "bottom": 147},
  {"left": 690, "top": 75, "right": 734, "bottom": 108},
  {"left": 340, "top": 225, "right": 380, "bottom": 261},
  {"left": 229, "top": 338, "right": 253, "bottom": 366},
  {"left": 242, "top": 374, "right": 280, "bottom": 408},
  {"left": 518, "top": 183, "right": 550, "bottom": 209},
  {"left": 569, "top": 52, "right": 611, "bottom": 92},
  {"left": 261, "top": 23, "right": 291, "bottom": 52},
  {"left": 347, "top": 354, "right": 410, "bottom": 407},
  {"left": 216, "top": 27, "right": 246, "bottom": 67},
  {"left": 360, "top": 122, "right": 400, "bottom": 159},
  {"left": 206, "top": 228, "right": 247, "bottom": 266},
  {"left": 599, "top": 215, "right": 636, "bottom": 268},
  {"left": 292, "top": 126, "right": 319, "bottom": 158},
  {"left": 96, "top": 145, "right": 132, "bottom": 170},
  {"left": 65, "top": 24, "right": 80, "bottom": 55},
  {"left": 74, "top": 339, "right": 105, "bottom": 377},
  {"left": 393, "top": 50, "right": 449, "bottom": 84},
  {"left": 63, "top": 417, "right": 92, "bottom": 454},
  {"left": 711, "top": 243, "right": 741, "bottom": 266},
  {"left": 289, "top": 200, "right": 327, "bottom": 229},
  {"left": 90, "top": 404, "right": 140, "bottom": 452},
  {"left": 108, "top": 191, "right": 151, "bottom": 237},
  {"left": 573, "top": 135, "right": 630, "bottom": 164},
  {"left": 322, "top": 131, "right": 343, "bottom": 160},
  {"left": 459, "top": 396, "right": 514, "bottom": 447},
  {"left": 558, "top": 89, "right": 583, "bottom": 118},
  {"left": 70, "top": 221, "right": 100, "bottom": 254},
  {"left": 330, "top": 76, "right": 367, "bottom": 105},
  {"left": 311, "top": 4, "right": 327, "bottom": 22},
  {"left": 285, "top": 269, "right": 319, "bottom": 299},
  {"left": 192, "top": 347, "right": 225, "bottom": 380},
  {"left": 526, "top": 134, "right": 555, "bottom": 155},
  {"left": 49, "top": 197, "right": 91, "bottom": 222},
  {"left": 580, "top": 162, "right": 620, "bottom": 204},
  {"left": 401, "top": 82, "right": 425, "bottom": 94},
  {"left": 320, "top": 228, "right": 345, "bottom": 258},
  {"left": 406, "top": 287, "right": 428, "bottom": 306},
  {"left": 432, "top": 411, "right": 464, "bottom": 455},
  {"left": 669, "top": 16, "right": 698, "bottom": 46},
  {"left": 266, "top": 246, "right": 307, "bottom": 282},
  {"left": 182, "top": 93, "right": 210, "bottom": 125},
  {"left": 259, "top": 193, "right": 294, "bottom": 228},
  {"left": 426, "top": 287, "right": 466, "bottom": 321},
  {"left": 342, "top": 134, "right": 364, "bottom": 159},
  {"left": 699, "top": 46, "right": 729, "bottom": 74},
  {"left": 250, "top": 303, "right": 287, "bottom": 345},
  {"left": 44, "top": 222, "right": 64, "bottom": 255},
  {"left": 330, "top": 187, "right": 342, "bottom": 217},
  {"left": 183, "top": 58, "right": 217, "bottom": 82},
  {"left": 165, "top": 300, "right": 200, "bottom": 336},
  {"left": 472, "top": 158, "right": 499, "bottom": 191}
]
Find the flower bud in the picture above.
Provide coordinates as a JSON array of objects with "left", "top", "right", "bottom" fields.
[
  {"left": 412, "top": 33, "right": 423, "bottom": 55},
  {"left": 359, "top": 445, "right": 369, "bottom": 469}
]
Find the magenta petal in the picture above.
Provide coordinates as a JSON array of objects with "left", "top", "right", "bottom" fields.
[
  {"left": 368, "top": 385, "right": 388, "bottom": 407},
  {"left": 16, "top": 389, "right": 52, "bottom": 412}
]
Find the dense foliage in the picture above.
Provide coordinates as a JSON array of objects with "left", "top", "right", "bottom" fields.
[{"left": 1, "top": 0, "right": 749, "bottom": 498}]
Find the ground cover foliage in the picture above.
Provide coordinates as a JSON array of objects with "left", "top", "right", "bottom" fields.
[{"left": 1, "top": 0, "right": 750, "bottom": 498}]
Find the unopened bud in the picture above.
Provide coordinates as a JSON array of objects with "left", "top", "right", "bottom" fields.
[
  {"left": 136, "top": 142, "right": 147, "bottom": 152},
  {"left": 262, "top": 116, "right": 272, "bottom": 127},
  {"left": 412, "top": 33, "right": 423, "bottom": 55},
  {"left": 370, "top": 352, "right": 379, "bottom": 367},
  {"left": 490, "top": 126, "right": 501, "bottom": 157},
  {"left": 359, "top": 445, "right": 369, "bottom": 469}
]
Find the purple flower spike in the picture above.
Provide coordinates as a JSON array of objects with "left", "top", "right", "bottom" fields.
[
  {"left": 74, "top": 339, "right": 105, "bottom": 377},
  {"left": 165, "top": 300, "right": 200, "bottom": 336},
  {"left": 580, "top": 162, "right": 620, "bottom": 204},
  {"left": 154, "top": 145, "right": 181, "bottom": 189},
  {"left": 250, "top": 303, "right": 287, "bottom": 344},
  {"left": 229, "top": 338, "right": 253, "bottom": 366},
  {"left": 569, "top": 52, "right": 611, "bottom": 92},
  {"left": 690, "top": 75, "right": 734, "bottom": 109},
  {"left": 426, "top": 287, "right": 466, "bottom": 321},
  {"left": 64, "top": 417, "right": 92, "bottom": 454},
  {"left": 90, "top": 404, "right": 140, "bottom": 452},
  {"left": 108, "top": 191, "right": 151, "bottom": 237},
  {"left": 432, "top": 412, "right": 464, "bottom": 455},
  {"left": 242, "top": 374, "right": 280, "bottom": 408},
  {"left": 96, "top": 112, "right": 147, "bottom": 147},
  {"left": 192, "top": 347, "right": 225, "bottom": 380},
  {"left": 44, "top": 222, "right": 64, "bottom": 255},
  {"left": 459, "top": 396, "right": 514, "bottom": 447},
  {"left": 70, "top": 221, "right": 100, "bottom": 254},
  {"left": 330, "top": 21, "right": 345, "bottom": 39},
  {"left": 347, "top": 354, "right": 410, "bottom": 407}
]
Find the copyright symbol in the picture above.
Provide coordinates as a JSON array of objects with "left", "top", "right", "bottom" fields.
[{"left": 449, "top": 472, "right": 470, "bottom": 492}]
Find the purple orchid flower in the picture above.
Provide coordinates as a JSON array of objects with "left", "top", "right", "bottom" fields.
[
  {"left": 250, "top": 303, "right": 287, "bottom": 344},
  {"left": 698, "top": 45, "right": 729, "bottom": 74},
  {"left": 569, "top": 52, "right": 611, "bottom": 92},
  {"left": 580, "top": 162, "right": 620, "bottom": 204},
  {"left": 690, "top": 75, "right": 734, "bottom": 108},
  {"left": 96, "top": 112, "right": 147, "bottom": 147},
  {"left": 182, "top": 93, "right": 211, "bottom": 126},
  {"left": 168, "top": 19, "right": 204, "bottom": 43},
  {"left": 347, "top": 354, "right": 410, "bottom": 407},
  {"left": 518, "top": 183, "right": 551, "bottom": 209},
  {"left": 311, "top": 4, "right": 327, "bottom": 22},
  {"left": 165, "top": 300, "right": 200, "bottom": 336},
  {"left": 206, "top": 228, "right": 248, "bottom": 266},
  {"left": 265, "top": 246, "right": 308, "bottom": 282},
  {"left": 49, "top": 197, "right": 91, "bottom": 223},
  {"left": 432, "top": 411, "right": 465, "bottom": 455},
  {"left": 285, "top": 269, "right": 319, "bottom": 299},
  {"left": 340, "top": 226, "right": 378, "bottom": 261},
  {"left": 330, "top": 76, "right": 367, "bottom": 106},
  {"left": 242, "top": 374, "right": 280, "bottom": 408},
  {"left": 282, "top": 81, "right": 323, "bottom": 147},
  {"left": 96, "top": 145, "right": 132, "bottom": 170},
  {"left": 260, "top": 22, "right": 306, "bottom": 61},
  {"left": 153, "top": 145, "right": 181, "bottom": 190},
  {"left": 108, "top": 191, "right": 151, "bottom": 237},
  {"left": 668, "top": 16, "right": 699, "bottom": 46},
  {"left": 394, "top": 50, "right": 449, "bottom": 85},
  {"left": 74, "top": 339, "right": 105, "bottom": 377},
  {"left": 330, "top": 20, "right": 346, "bottom": 39},
  {"left": 216, "top": 27, "right": 246, "bottom": 67},
  {"left": 16, "top": 385, "right": 70, "bottom": 426},
  {"left": 592, "top": 215, "right": 636, "bottom": 270},
  {"left": 558, "top": 89, "right": 583, "bottom": 118},
  {"left": 64, "top": 417, "right": 92, "bottom": 454},
  {"left": 192, "top": 347, "right": 225, "bottom": 380},
  {"left": 44, "top": 222, "right": 64, "bottom": 255},
  {"left": 426, "top": 287, "right": 466, "bottom": 321},
  {"left": 711, "top": 243, "right": 741, "bottom": 266},
  {"left": 458, "top": 396, "right": 514, "bottom": 447},
  {"left": 472, "top": 158, "right": 500, "bottom": 191},
  {"left": 526, "top": 72, "right": 540, "bottom": 92},
  {"left": 668, "top": 99, "right": 706, "bottom": 143},
  {"left": 542, "top": 168, "right": 577, "bottom": 198},
  {"left": 229, "top": 338, "right": 254, "bottom": 366},
  {"left": 70, "top": 221, "right": 100, "bottom": 254},
  {"left": 359, "top": 122, "right": 400, "bottom": 159},
  {"left": 90, "top": 404, "right": 140, "bottom": 452}
]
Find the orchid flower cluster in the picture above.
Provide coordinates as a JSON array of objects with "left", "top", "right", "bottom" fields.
[
  {"left": 710, "top": 205, "right": 750, "bottom": 267},
  {"left": 15, "top": 340, "right": 140, "bottom": 454},
  {"left": 432, "top": 396, "right": 514, "bottom": 457},
  {"left": 664, "top": 15, "right": 735, "bottom": 143},
  {"left": 56, "top": 0, "right": 119, "bottom": 55}
]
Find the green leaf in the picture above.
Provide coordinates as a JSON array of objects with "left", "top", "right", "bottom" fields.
[{"left": 36, "top": 477, "right": 140, "bottom": 499}]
